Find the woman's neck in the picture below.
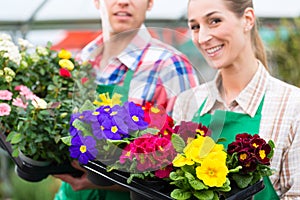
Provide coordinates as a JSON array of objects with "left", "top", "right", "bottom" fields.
[{"left": 220, "top": 58, "right": 258, "bottom": 105}]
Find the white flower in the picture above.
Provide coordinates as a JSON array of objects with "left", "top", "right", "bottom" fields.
[
  {"left": 0, "top": 39, "right": 22, "bottom": 65},
  {"left": 32, "top": 97, "right": 48, "bottom": 109},
  {"left": 0, "top": 33, "right": 12, "bottom": 41},
  {"left": 18, "top": 38, "right": 34, "bottom": 50},
  {"left": 36, "top": 46, "right": 49, "bottom": 56},
  {"left": 30, "top": 53, "right": 40, "bottom": 62}
]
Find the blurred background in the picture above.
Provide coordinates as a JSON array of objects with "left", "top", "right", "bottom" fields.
[{"left": 1, "top": 0, "right": 300, "bottom": 199}]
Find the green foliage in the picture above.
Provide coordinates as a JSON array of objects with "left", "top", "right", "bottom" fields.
[
  {"left": 269, "top": 17, "right": 300, "bottom": 87},
  {"left": 0, "top": 34, "right": 93, "bottom": 163},
  {"left": 169, "top": 167, "right": 230, "bottom": 200}
]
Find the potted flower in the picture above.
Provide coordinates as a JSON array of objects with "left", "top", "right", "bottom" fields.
[
  {"left": 67, "top": 93, "right": 177, "bottom": 192},
  {"left": 0, "top": 33, "right": 92, "bottom": 180},
  {"left": 169, "top": 121, "right": 275, "bottom": 200}
]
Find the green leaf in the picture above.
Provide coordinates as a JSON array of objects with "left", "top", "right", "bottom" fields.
[
  {"left": 170, "top": 189, "right": 192, "bottom": 200},
  {"left": 79, "top": 100, "right": 96, "bottom": 113},
  {"left": 217, "top": 178, "right": 231, "bottom": 192},
  {"left": 137, "top": 128, "right": 159, "bottom": 137},
  {"left": 193, "top": 190, "right": 215, "bottom": 200},
  {"left": 6, "top": 131, "right": 17, "bottom": 142},
  {"left": 185, "top": 171, "right": 208, "bottom": 190},
  {"left": 72, "top": 119, "right": 92, "bottom": 136},
  {"left": 232, "top": 173, "right": 253, "bottom": 188},
  {"left": 169, "top": 171, "right": 185, "bottom": 181},
  {"left": 171, "top": 134, "right": 186, "bottom": 153},
  {"left": 10, "top": 133, "right": 23, "bottom": 144},
  {"left": 61, "top": 136, "right": 72, "bottom": 146},
  {"left": 267, "top": 140, "right": 275, "bottom": 158}
]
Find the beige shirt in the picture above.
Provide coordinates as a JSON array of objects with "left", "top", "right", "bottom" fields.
[{"left": 173, "top": 62, "right": 300, "bottom": 200}]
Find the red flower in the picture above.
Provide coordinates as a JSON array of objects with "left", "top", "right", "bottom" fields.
[
  {"left": 81, "top": 77, "right": 88, "bottom": 84},
  {"left": 174, "top": 121, "right": 211, "bottom": 142},
  {"left": 242, "top": 157, "right": 258, "bottom": 173},
  {"left": 227, "top": 141, "right": 243, "bottom": 155},
  {"left": 59, "top": 68, "right": 71, "bottom": 78},
  {"left": 154, "top": 164, "right": 173, "bottom": 178},
  {"left": 255, "top": 143, "right": 271, "bottom": 165}
]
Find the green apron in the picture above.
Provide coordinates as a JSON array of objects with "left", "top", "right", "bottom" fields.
[
  {"left": 54, "top": 70, "right": 134, "bottom": 200},
  {"left": 192, "top": 97, "right": 279, "bottom": 200}
]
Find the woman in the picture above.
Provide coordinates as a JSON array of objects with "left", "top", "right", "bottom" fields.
[{"left": 173, "top": 0, "right": 300, "bottom": 199}]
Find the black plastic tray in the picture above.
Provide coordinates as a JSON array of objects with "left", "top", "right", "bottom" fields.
[
  {"left": 83, "top": 160, "right": 265, "bottom": 200},
  {"left": 0, "top": 133, "right": 82, "bottom": 182}
]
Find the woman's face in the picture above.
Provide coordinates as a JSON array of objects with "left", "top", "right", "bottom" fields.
[{"left": 188, "top": 0, "right": 249, "bottom": 69}]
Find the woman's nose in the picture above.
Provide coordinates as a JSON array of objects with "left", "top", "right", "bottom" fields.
[{"left": 197, "top": 27, "right": 212, "bottom": 45}]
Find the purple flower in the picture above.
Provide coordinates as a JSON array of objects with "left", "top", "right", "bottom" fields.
[
  {"left": 69, "top": 134, "right": 98, "bottom": 164},
  {"left": 95, "top": 105, "right": 112, "bottom": 123},
  {"left": 123, "top": 101, "right": 148, "bottom": 131},
  {"left": 102, "top": 119, "right": 128, "bottom": 140}
]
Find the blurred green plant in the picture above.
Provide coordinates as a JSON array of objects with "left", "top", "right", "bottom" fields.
[
  {"left": 9, "top": 170, "right": 60, "bottom": 200},
  {"left": 269, "top": 17, "right": 300, "bottom": 87}
]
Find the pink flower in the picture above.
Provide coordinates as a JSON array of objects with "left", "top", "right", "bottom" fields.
[
  {"left": 0, "top": 103, "right": 11, "bottom": 116},
  {"left": 15, "top": 85, "right": 36, "bottom": 100},
  {"left": 12, "top": 98, "right": 28, "bottom": 109},
  {"left": 0, "top": 90, "right": 13, "bottom": 100}
]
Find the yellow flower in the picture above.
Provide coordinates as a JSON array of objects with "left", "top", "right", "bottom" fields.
[
  {"left": 93, "top": 93, "right": 122, "bottom": 107},
  {"left": 58, "top": 49, "right": 72, "bottom": 59},
  {"left": 196, "top": 157, "right": 228, "bottom": 187},
  {"left": 184, "top": 136, "right": 216, "bottom": 163},
  {"left": 172, "top": 154, "right": 194, "bottom": 167},
  {"left": 59, "top": 59, "right": 75, "bottom": 71}
]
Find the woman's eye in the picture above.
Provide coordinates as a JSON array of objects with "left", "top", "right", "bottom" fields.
[
  {"left": 211, "top": 18, "right": 221, "bottom": 25},
  {"left": 190, "top": 24, "right": 200, "bottom": 30}
]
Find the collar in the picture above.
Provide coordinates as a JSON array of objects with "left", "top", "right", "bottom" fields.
[
  {"left": 79, "top": 24, "right": 151, "bottom": 71},
  {"left": 201, "top": 61, "right": 269, "bottom": 117},
  {"left": 118, "top": 24, "right": 151, "bottom": 71}
]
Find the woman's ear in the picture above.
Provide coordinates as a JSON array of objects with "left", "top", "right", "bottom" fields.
[
  {"left": 94, "top": 0, "right": 100, "bottom": 10},
  {"left": 243, "top": 7, "right": 255, "bottom": 31},
  {"left": 147, "top": 0, "right": 154, "bottom": 11}
]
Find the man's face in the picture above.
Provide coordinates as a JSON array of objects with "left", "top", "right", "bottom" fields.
[{"left": 102, "top": 0, "right": 153, "bottom": 36}]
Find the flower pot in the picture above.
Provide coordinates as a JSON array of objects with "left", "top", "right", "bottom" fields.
[
  {"left": 15, "top": 165, "right": 49, "bottom": 182},
  {"left": 18, "top": 150, "right": 52, "bottom": 167}
]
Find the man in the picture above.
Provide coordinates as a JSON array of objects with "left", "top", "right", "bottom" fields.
[{"left": 54, "top": 0, "right": 199, "bottom": 199}]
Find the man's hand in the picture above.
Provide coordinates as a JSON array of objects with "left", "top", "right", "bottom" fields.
[
  {"left": 53, "top": 160, "right": 99, "bottom": 191},
  {"left": 53, "top": 160, "right": 128, "bottom": 191}
]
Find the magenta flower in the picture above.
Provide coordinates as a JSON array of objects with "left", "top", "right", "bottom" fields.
[
  {"left": 154, "top": 164, "right": 173, "bottom": 179},
  {"left": 120, "top": 134, "right": 176, "bottom": 172}
]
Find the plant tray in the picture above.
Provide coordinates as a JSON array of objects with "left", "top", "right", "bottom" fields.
[
  {"left": 0, "top": 133, "right": 82, "bottom": 182},
  {"left": 83, "top": 160, "right": 265, "bottom": 200}
]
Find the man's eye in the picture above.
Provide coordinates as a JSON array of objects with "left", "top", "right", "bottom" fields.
[{"left": 190, "top": 24, "right": 200, "bottom": 30}]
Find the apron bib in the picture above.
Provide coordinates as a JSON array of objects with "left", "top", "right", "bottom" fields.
[{"left": 192, "top": 97, "right": 279, "bottom": 200}]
